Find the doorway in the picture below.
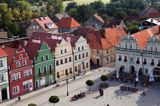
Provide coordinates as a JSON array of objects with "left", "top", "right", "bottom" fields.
[{"left": 1, "top": 88, "right": 8, "bottom": 101}]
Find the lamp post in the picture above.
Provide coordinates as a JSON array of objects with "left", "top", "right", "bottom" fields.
[{"left": 66, "top": 79, "right": 69, "bottom": 96}]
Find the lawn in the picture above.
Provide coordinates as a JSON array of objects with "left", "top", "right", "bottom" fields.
[{"left": 63, "top": 0, "right": 110, "bottom": 7}]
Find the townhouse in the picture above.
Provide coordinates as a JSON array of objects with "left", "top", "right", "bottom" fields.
[
  {"left": 3, "top": 46, "right": 34, "bottom": 98},
  {"left": 0, "top": 48, "right": 10, "bottom": 102}
]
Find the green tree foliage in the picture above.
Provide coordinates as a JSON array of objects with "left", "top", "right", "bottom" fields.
[
  {"left": 100, "top": 75, "right": 108, "bottom": 81},
  {"left": 46, "top": 0, "right": 63, "bottom": 17},
  {"left": 0, "top": 0, "right": 32, "bottom": 37},
  {"left": 49, "top": 96, "right": 60, "bottom": 106},
  {"left": 86, "top": 80, "right": 94, "bottom": 87},
  {"left": 28, "top": 103, "right": 37, "bottom": 106},
  {"left": 126, "top": 21, "right": 140, "bottom": 34}
]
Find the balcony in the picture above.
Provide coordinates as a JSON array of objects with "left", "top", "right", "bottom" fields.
[{"left": 38, "top": 70, "right": 53, "bottom": 77}]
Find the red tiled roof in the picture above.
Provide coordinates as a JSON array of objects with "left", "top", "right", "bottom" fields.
[
  {"left": 132, "top": 26, "right": 160, "bottom": 49},
  {"left": 86, "top": 31, "right": 110, "bottom": 49},
  {"left": 22, "top": 40, "right": 42, "bottom": 60},
  {"left": 57, "top": 17, "right": 80, "bottom": 29},
  {"left": 32, "top": 16, "right": 58, "bottom": 31},
  {"left": 104, "top": 26, "right": 126, "bottom": 46},
  {"left": 0, "top": 48, "right": 7, "bottom": 58},
  {"left": 3, "top": 47, "right": 16, "bottom": 65}
]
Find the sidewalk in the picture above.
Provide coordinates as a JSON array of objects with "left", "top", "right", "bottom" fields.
[{"left": 1, "top": 66, "right": 115, "bottom": 106}]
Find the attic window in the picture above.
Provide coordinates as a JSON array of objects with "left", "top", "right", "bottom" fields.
[{"left": 45, "top": 23, "right": 54, "bottom": 29}]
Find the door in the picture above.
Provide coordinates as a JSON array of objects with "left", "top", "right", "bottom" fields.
[
  {"left": 97, "top": 59, "right": 100, "bottom": 66},
  {"left": 1, "top": 88, "right": 8, "bottom": 100}
]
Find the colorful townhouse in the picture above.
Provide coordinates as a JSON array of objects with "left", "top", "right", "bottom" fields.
[
  {"left": 3, "top": 46, "right": 34, "bottom": 99},
  {"left": 71, "top": 36, "right": 90, "bottom": 76},
  {"left": 0, "top": 48, "right": 10, "bottom": 102},
  {"left": 30, "top": 32, "right": 90, "bottom": 81},
  {"left": 22, "top": 40, "right": 55, "bottom": 89},
  {"left": 26, "top": 16, "right": 58, "bottom": 36}
]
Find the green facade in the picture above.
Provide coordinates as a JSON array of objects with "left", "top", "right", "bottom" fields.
[{"left": 34, "top": 43, "right": 55, "bottom": 89}]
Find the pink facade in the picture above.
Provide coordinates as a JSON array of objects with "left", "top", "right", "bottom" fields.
[{"left": 7, "top": 46, "right": 34, "bottom": 98}]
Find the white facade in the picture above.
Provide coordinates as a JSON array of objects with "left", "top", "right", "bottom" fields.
[
  {"left": 55, "top": 39, "right": 73, "bottom": 82},
  {"left": 73, "top": 36, "right": 90, "bottom": 76},
  {"left": 116, "top": 34, "right": 160, "bottom": 82},
  {"left": 0, "top": 56, "right": 10, "bottom": 102}
]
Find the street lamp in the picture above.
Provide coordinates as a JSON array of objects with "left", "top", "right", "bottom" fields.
[{"left": 66, "top": 79, "right": 69, "bottom": 96}]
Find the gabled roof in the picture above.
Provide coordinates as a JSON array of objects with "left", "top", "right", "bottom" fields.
[
  {"left": 132, "top": 26, "right": 160, "bottom": 49},
  {"left": 3, "top": 47, "right": 16, "bottom": 65},
  {"left": 86, "top": 30, "right": 111, "bottom": 49},
  {"left": 57, "top": 17, "right": 80, "bottom": 29},
  {"left": 141, "top": 7, "right": 160, "bottom": 18},
  {"left": 104, "top": 26, "right": 126, "bottom": 46},
  {"left": 32, "top": 16, "right": 58, "bottom": 31},
  {"left": 0, "top": 48, "right": 7, "bottom": 58}
]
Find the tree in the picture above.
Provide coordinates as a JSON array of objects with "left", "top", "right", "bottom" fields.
[
  {"left": 46, "top": 0, "right": 63, "bottom": 17},
  {"left": 28, "top": 103, "right": 37, "bottom": 106},
  {"left": 100, "top": 75, "right": 108, "bottom": 82},
  {"left": 49, "top": 96, "right": 60, "bottom": 106},
  {"left": 86, "top": 80, "right": 94, "bottom": 91}
]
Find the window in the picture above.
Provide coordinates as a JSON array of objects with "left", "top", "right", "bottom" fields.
[
  {"left": 24, "top": 69, "right": 32, "bottom": 77},
  {"left": 82, "top": 46, "right": 84, "bottom": 50},
  {"left": 79, "top": 54, "right": 81, "bottom": 59},
  {"left": 57, "top": 72, "right": 60, "bottom": 78},
  {"left": 19, "top": 54, "right": 23, "bottom": 59},
  {"left": 23, "top": 60, "right": 27, "bottom": 66},
  {"left": 11, "top": 72, "right": 21, "bottom": 81},
  {"left": 65, "top": 58, "right": 67, "bottom": 63},
  {"left": 60, "top": 59, "right": 63, "bottom": 64},
  {"left": 61, "top": 50, "right": 63, "bottom": 54},
  {"left": 86, "top": 52, "right": 88, "bottom": 57},
  {"left": 97, "top": 50, "right": 99, "bottom": 54},
  {"left": 86, "top": 63, "right": 88, "bottom": 68},
  {"left": 75, "top": 55, "right": 77, "bottom": 60},
  {"left": 75, "top": 66, "right": 77, "bottom": 72},
  {"left": 0, "top": 60, "right": 3, "bottom": 67},
  {"left": 23, "top": 80, "right": 32, "bottom": 90},
  {"left": 78, "top": 47, "right": 80, "bottom": 51},
  {"left": 38, "top": 68, "right": 41, "bottom": 75},
  {"left": 82, "top": 53, "right": 85, "bottom": 58},
  {"left": 69, "top": 57, "right": 71, "bottom": 62},
  {"left": 44, "top": 67, "right": 47, "bottom": 74},
  {"left": 56, "top": 60, "right": 59, "bottom": 66},
  {"left": 13, "top": 86, "right": 19, "bottom": 94},
  {"left": 65, "top": 69, "right": 68, "bottom": 75},
  {"left": 145, "top": 68, "right": 148, "bottom": 74},
  {"left": 0, "top": 74, "right": 4, "bottom": 82},
  {"left": 46, "top": 55, "right": 49, "bottom": 60},
  {"left": 49, "top": 65, "right": 52, "bottom": 71},
  {"left": 16, "top": 61, "right": 20, "bottom": 68},
  {"left": 64, "top": 49, "right": 67, "bottom": 53},
  {"left": 69, "top": 68, "right": 72, "bottom": 74},
  {"left": 41, "top": 57, "right": 44, "bottom": 62}
]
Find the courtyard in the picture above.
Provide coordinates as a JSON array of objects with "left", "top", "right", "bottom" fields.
[{"left": 1, "top": 67, "right": 160, "bottom": 106}]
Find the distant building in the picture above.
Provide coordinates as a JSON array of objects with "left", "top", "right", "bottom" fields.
[
  {"left": 75, "top": 26, "right": 126, "bottom": 66},
  {"left": 116, "top": 26, "right": 160, "bottom": 82},
  {"left": 0, "top": 48, "right": 10, "bottom": 102},
  {"left": 140, "top": 18, "right": 160, "bottom": 29},
  {"left": 52, "top": 13, "right": 70, "bottom": 23},
  {"left": 85, "top": 13, "right": 104, "bottom": 28},
  {"left": 57, "top": 17, "right": 80, "bottom": 33},
  {"left": 26, "top": 16, "right": 58, "bottom": 36},
  {"left": 0, "top": 29, "right": 7, "bottom": 38},
  {"left": 3, "top": 46, "right": 34, "bottom": 99},
  {"left": 140, "top": 6, "right": 160, "bottom": 18}
]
